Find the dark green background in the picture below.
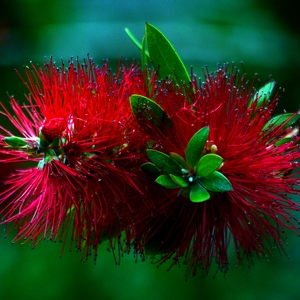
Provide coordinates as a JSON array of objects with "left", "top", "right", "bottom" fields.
[{"left": 0, "top": 1, "right": 299, "bottom": 299}]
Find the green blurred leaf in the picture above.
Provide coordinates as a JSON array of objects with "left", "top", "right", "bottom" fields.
[
  {"left": 145, "top": 23, "right": 190, "bottom": 84},
  {"left": 274, "top": 137, "right": 294, "bottom": 147},
  {"left": 130, "top": 94, "right": 170, "bottom": 127},
  {"left": 125, "top": 27, "right": 150, "bottom": 58},
  {"left": 141, "top": 35, "right": 147, "bottom": 69},
  {"left": 190, "top": 182, "right": 210, "bottom": 202},
  {"left": 263, "top": 112, "right": 300, "bottom": 131},
  {"left": 249, "top": 81, "right": 276, "bottom": 108},
  {"left": 3, "top": 136, "right": 28, "bottom": 147},
  {"left": 185, "top": 126, "right": 209, "bottom": 167},
  {"left": 200, "top": 171, "right": 232, "bottom": 192},
  {"left": 170, "top": 174, "right": 189, "bottom": 188},
  {"left": 141, "top": 162, "right": 161, "bottom": 177},
  {"left": 195, "top": 153, "right": 223, "bottom": 177},
  {"left": 146, "top": 149, "right": 182, "bottom": 175},
  {"left": 169, "top": 152, "right": 188, "bottom": 169},
  {"left": 156, "top": 174, "right": 179, "bottom": 188}
]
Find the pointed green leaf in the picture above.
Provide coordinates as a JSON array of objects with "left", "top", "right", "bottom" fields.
[
  {"left": 146, "top": 149, "right": 182, "bottom": 175},
  {"left": 263, "top": 112, "right": 300, "bottom": 131},
  {"left": 169, "top": 152, "right": 188, "bottom": 169},
  {"left": 185, "top": 126, "right": 209, "bottom": 168},
  {"left": 249, "top": 81, "right": 276, "bottom": 108},
  {"left": 141, "top": 162, "right": 161, "bottom": 177},
  {"left": 141, "top": 35, "right": 147, "bottom": 69},
  {"left": 190, "top": 182, "right": 210, "bottom": 202},
  {"left": 125, "top": 27, "right": 150, "bottom": 58},
  {"left": 3, "top": 136, "right": 28, "bottom": 147},
  {"left": 195, "top": 153, "right": 223, "bottom": 177},
  {"left": 200, "top": 171, "right": 232, "bottom": 192},
  {"left": 274, "top": 137, "right": 294, "bottom": 147},
  {"left": 156, "top": 174, "right": 179, "bottom": 188},
  {"left": 145, "top": 23, "right": 190, "bottom": 84},
  {"left": 130, "top": 94, "right": 170, "bottom": 127},
  {"left": 169, "top": 174, "right": 189, "bottom": 188}
]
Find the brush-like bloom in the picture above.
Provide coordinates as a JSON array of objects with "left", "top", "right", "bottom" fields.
[
  {"left": 130, "top": 65, "right": 300, "bottom": 277},
  {"left": 1, "top": 22, "right": 300, "bottom": 279},
  {"left": 0, "top": 57, "right": 152, "bottom": 260}
]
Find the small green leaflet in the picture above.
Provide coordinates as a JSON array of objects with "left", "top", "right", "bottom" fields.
[
  {"left": 170, "top": 174, "right": 189, "bottom": 188},
  {"left": 190, "top": 182, "right": 210, "bottom": 202},
  {"left": 249, "top": 81, "right": 276, "bottom": 108},
  {"left": 146, "top": 149, "right": 182, "bottom": 175},
  {"left": 141, "top": 35, "right": 147, "bottom": 69},
  {"left": 141, "top": 162, "right": 161, "bottom": 177},
  {"left": 263, "top": 112, "right": 300, "bottom": 131},
  {"left": 130, "top": 94, "right": 170, "bottom": 127},
  {"left": 195, "top": 153, "right": 223, "bottom": 177},
  {"left": 274, "top": 137, "right": 294, "bottom": 147},
  {"left": 145, "top": 23, "right": 190, "bottom": 84},
  {"left": 3, "top": 136, "right": 28, "bottom": 147},
  {"left": 169, "top": 152, "right": 189, "bottom": 169},
  {"left": 156, "top": 174, "right": 179, "bottom": 188},
  {"left": 141, "top": 125, "right": 232, "bottom": 203},
  {"left": 200, "top": 171, "right": 233, "bottom": 192},
  {"left": 185, "top": 126, "right": 209, "bottom": 168}
]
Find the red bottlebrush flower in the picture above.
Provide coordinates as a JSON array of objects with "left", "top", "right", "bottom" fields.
[
  {"left": 131, "top": 65, "right": 300, "bottom": 277},
  {"left": 0, "top": 56, "right": 153, "bottom": 260}
]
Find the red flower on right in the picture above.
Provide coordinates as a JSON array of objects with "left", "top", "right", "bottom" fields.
[{"left": 131, "top": 65, "right": 300, "bottom": 277}]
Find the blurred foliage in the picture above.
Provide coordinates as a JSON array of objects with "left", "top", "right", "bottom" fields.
[{"left": 0, "top": 0, "right": 300, "bottom": 299}]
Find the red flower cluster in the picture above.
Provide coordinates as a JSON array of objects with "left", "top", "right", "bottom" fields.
[
  {"left": 129, "top": 66, "right": 300, "bottom": 277},
  {"left": 0, "top": 56, "right": 154, "bottom": 260},
  {"left": 0, "top": 24, "right": 299, "bottom": 277}
]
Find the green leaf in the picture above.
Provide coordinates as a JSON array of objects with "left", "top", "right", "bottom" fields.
[
  {"left": 141, "top": 35, "right": 147, "bottom": 69},
  {"left": 145, "top": 23, "right": 190, "bottom": 84},
  {"left": 130, "top": 94, "right": 170, "bottom": 127},
  {"left": 3, "top": 136, "right": 28, "bottom": 147},
  {"left": 125, "top": 27, "right": 150, "bottom": 58},
  {"left": 195, "top": 153, "right": 223, "bottom": 177},
  {"left": 141, "top": 162, "right": 161, "bottom": 177},
  {"left": 200, "top": 171, "right": 232, "bottom": 192},
  {"left": 185, "top": 126, "right": 209, "bottom": 168},
  {"left": 169, "top": 152, "right": 188, "bottom": 169},
  {"left": 156, "top": 174, "right": 179, "bottom": 188},
  {"left": 274, "top": 137, "right": 294, "bottom": 147},
  {"left": 169, "top": 174, "right": 189, "bottom": 188},
  {"left": 263, "top": 112, "right": 300, "bottom": 131},
  {"left": 190, "top": 182, "right": 210, "bottom": 202},
  {"left": 146, "top": 149, "right": 182, "bottom": 175},
  {"left": 249, "top": 81, "right": 276, "bottom": 108}
]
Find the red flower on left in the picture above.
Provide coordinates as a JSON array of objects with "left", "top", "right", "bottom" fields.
[{"left": 0, "top": 57, "right": 152, "bottom": 260}]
